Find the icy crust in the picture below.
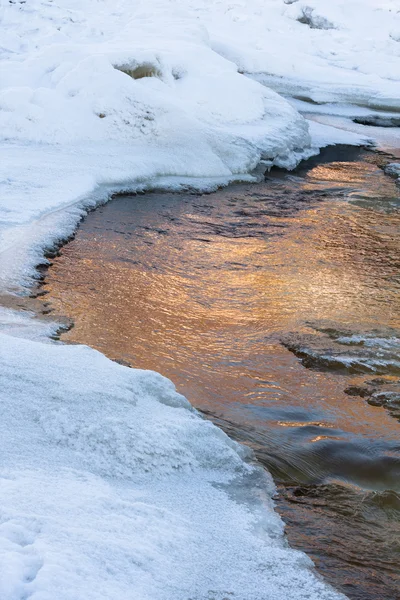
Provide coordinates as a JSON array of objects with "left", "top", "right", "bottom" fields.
[
  {"left": 385, "top": 163, "right": 400, "bottom": 184},
  {"left": 206, "top": 0, "right": 400, "bottom": 108},
  {"left": 0, "top": 0, "right": 316, "bottom": 291},
  {"left": 0, "top": 331, "right": 346, "bottom": 600},
  {"left": 0, "top": 307, "right": 62, "bottom": 341},
  {"left": 1, "top": 1, "right": 399, "bottom": 291}
]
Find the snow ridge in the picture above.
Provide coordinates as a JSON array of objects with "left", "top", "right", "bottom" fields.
[
  {"left": 0, "top": 1, "right": 399, "bottom": 598},
  {"left": 0, "top": 328, "right": 346, "bottom": 600}
]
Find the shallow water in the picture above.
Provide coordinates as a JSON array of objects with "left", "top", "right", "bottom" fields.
[{"left": 42, "top": 147, "right": 400, "bottom": 599}]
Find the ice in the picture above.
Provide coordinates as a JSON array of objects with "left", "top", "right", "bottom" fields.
[
  {"left": 285, "top": 331, "right": 400, "bottom": 375},
  {"left": 288, "top": 99, "right": 400, "bottom": 150},
  {"left": 302, "top": 114, "right": 400, "bottom": 154},
  {"left": 1, "top": 1, "right": 399, "bottom": 290},
  {"left": 0, "top": 332, "right": 346, "bottom": 600},
  {"left": 0, "top": 0, "right": 399, "bottom": 597},
  {"left": 0, "top": 307, "right": 62, "bottom": 341},
  {"left": 306, "top": 119, "right": 370, "bottom": 149},
  {"left": 385, "top": 163, "right": 400, "bottom": 183}
]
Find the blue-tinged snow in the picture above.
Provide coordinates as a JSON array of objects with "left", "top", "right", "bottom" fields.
[
  {"left": 1, "top": 0, "right": 399, "bottom": 287},
  {"left": 0, "top": 0, "right": 314, "bottom": 287},
  {"left": 0, "top": 325, "right": 346, "bottom": 600},
  {"left": 0, "top": 1, "right": 399, "bottom": 598}
]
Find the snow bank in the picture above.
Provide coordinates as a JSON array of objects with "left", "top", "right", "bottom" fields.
[
  {"left": 288, "top": 99, "right": 400, "bottom": 152},
  {"left": 0, "top": 328, "right": 345, "bottom": 600},
  {"left": 0, "top": 1, "right": 398, "bottom": 597},
  {"left": 208, "top": 0, "right": 400, "bottom": 108},
  {"left": 0, "top": 0, "right": 315, "bottom": 290},
  {"left": 1, "top": 1, "right": 399, "bottom": 289}
]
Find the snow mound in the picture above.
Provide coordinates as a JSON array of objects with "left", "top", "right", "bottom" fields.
[
  {"left": 0, "top": 334, "right": 245, "bottom": 477},
  {"left": 1, "top": 1, "right": 399, "bottom": 291},
  {"left": 0, "top": 2, "right": 398, "bottom": 597},
  {"left": 0, "top": 0, "right": 317, "bottom": 292},
  {"left": 0, "top": 332, "right": 346, "bottom": 600}
]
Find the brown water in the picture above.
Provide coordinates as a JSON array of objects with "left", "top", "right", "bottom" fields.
[{"left": 41, "top": 147, "right": 400, "bottom": 599}]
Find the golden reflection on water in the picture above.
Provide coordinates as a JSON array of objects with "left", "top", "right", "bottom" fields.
[
  {"left": 310, "top": 435, "right": 343, "bottom": 443},
  {"left": 41, "top": 155, "right": 400, "bottom": 600},
  {"left": 43, "top": 158, "right": 400, "bottom": 444},
  {"left": 304, "top": 161, "right": 373, "bottom": 186}
]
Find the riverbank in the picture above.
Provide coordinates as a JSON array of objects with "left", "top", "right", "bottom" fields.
[
  {"left": 1, "top": 2, "right": 400, "bottom": 597},
  {"left": 38, "top": 146, "right": 400, "bottom": 600}
]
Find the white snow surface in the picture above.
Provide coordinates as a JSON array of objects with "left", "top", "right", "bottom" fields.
[
  {"left": 0, "top": 326, "right": 346, "bottom": 600},
  {"left": 0, "top": 1, "right": 399, "bottom": 598},
  {"left": 1, "top": 0, "right": 399, "bottom": 288}
]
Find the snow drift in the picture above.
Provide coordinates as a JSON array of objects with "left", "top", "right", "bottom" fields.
[
  {"left": 0, "top": 0, "right": 399, "bottom": 598},
  {"left": 0, "top": 0, "right": 314, "bottom": 288},
  {"left": 0, "top": 323, "right": 345, "bottom": 600},
  {"left": 1, "top": 0, "right": 399, "bottom": 287}
]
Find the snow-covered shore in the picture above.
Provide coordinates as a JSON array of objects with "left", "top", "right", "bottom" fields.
[
  {"left": 0, "top": 315, "right": 348, "bottom": 600},
  {"left": 0, "top": 1, "right": 399, "bottom": 598}
]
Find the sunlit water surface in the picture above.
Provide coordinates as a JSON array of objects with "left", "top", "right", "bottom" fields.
[{"left": 42, "top": 148, "right": 400, "bottom": 599}]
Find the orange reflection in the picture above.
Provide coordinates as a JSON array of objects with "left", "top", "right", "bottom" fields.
[{"left": 43, "top": 160, "right": 400, "bottom": 443}]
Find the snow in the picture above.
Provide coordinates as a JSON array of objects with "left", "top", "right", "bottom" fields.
[
  {"left": 217, "top": 0, "right": 400, "bottom": 109},
  {"left": 385, "top": 162, "right": 400, "bottom": 183},
  {"left": 1, "top": 1, "right": 399, "bottom": 287},
  {"left": 288, "top": 99, "right": 400, "bottom": 150},
  {"left": 0, "top": 306, "right": 61, "bottom": 340},
  {"left": 0, "top": 0, "right": 399, "bottom": 597},
  {"left": 0, "top": 326, "right": 345, "bottom": 600}
]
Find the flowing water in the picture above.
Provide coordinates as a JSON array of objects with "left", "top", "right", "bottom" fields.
[{"left": 40, "top": 147, "right": 400, "bottom": 599}]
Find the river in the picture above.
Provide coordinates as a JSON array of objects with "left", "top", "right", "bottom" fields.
[{"left": 38, "top": 146, "right": 400, "bottom": 599}]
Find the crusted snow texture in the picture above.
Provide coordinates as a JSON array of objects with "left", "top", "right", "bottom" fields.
[
  {"left": 0, "top": 0, "right": 315, "bottom": 290},
  {"left": 1, "top": 1, "right": 400, "bottom": 289},
  {"left": 0, "top": 330, "right": 346, "bottom": 600},
  {"left": 0, "top": 2, "right": 398, "bottom": 598},
  {"left": 385, "top": 163, "right": 400, "bottom": 183}
]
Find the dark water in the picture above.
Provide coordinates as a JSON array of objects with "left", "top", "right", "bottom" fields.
[{"left": 41, "top": 147, "right": 400, "bottom": 599}]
